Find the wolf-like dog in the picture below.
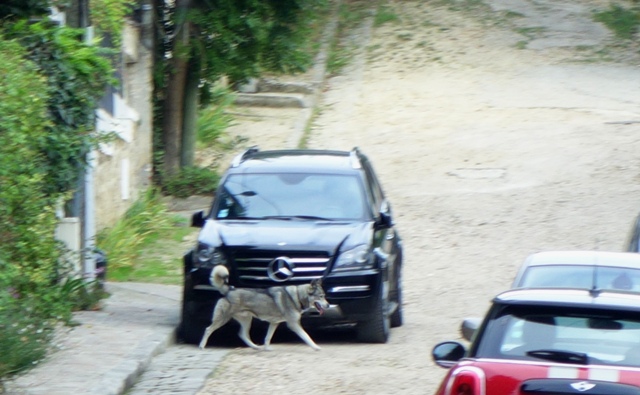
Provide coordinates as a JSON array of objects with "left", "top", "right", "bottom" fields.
[{"left": 198, "top": 265, "right": 329, "bottom": 351}]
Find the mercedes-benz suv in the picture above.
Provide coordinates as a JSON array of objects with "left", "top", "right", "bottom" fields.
[{"left": 179, "top": 147, "right": 404, "bottom": 345}]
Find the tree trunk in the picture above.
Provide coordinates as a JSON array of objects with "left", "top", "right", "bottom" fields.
[
  {"left": 181, "top": 56, "right": 200, "bottom": 168},
  {"left": 161, "top": 0, "right": 192, "bottom": 177}
]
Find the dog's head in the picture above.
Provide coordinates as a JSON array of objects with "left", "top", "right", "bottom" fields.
[{"left": 308, "top": 279, "right": 330, "bottom": 315}]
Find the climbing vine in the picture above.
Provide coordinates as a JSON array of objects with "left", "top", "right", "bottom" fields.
[{"left": 89, "top": 0, "right": 136, "bottom": 44}]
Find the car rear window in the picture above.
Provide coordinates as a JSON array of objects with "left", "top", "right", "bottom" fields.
[
  {"left": 518, "top": 265, "right": 640, "bottom": 292},
  {"left": 476, "top": 305, "right": 640, "bottom": 367}
]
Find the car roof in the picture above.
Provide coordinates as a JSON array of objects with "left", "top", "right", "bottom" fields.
[
  {"left": 495, "top": 288, "right": 640, "bottom": 311},
  {"left": 523, "top": 250, "right": 640, "bottom": 269},
  {"left": 227, "top": 147, "right": 364, "bottom": 174}
]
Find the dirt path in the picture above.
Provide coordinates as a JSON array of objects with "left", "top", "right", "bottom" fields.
[{"left": 199, "top": 1, "right": 640, "bottom": 393}]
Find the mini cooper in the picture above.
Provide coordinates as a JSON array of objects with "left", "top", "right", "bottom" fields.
[{"left": 432, "top": 288, "right": 640, "bottom": 395}]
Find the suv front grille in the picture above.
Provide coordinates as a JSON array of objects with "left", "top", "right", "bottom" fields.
[{"left": 232, "top": 249, "right": 330, "bottom": 287}]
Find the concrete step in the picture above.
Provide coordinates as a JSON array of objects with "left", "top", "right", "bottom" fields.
[
  {"left": 234, "top": 92, "right": 310, "bottom": 108},
  {"left": 258, "top": 79, "right": 315, "bottom": 95}
]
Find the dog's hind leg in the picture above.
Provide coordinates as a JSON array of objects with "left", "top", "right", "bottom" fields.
[
  {"left": 235, "top": 314, "right": 263, "bottom": 350},
  {"left": 199, "top": 300, "right": 233, "bottom": 350},
  {"left": 262, "top": 322, "right": 280, "bottom": 351},
  {"left": 286, "top": 321, "right": 321, "bottom": 351}
]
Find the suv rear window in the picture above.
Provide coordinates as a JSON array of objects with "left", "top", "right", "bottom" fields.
[{"left": 215, "top": 173, "right": 368, "bottom": 220}]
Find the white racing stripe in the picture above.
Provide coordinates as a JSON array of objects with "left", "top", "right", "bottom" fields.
[
  {"left": 548, "top": 366, "right": 579, "bottom": 378},
  {"left": 547, "top": 366, "right": 620, "bottom": 382},
  {"left": 589, "top": 368, "right": 620, "bottom": 382}
]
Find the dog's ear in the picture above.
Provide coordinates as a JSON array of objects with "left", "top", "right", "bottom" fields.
[{"left": 311, "top": 278, "right": 322, "bottom": 289}]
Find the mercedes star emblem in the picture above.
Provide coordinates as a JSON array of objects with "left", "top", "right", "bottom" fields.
[{"left": 267, "top": 256, "right": 295, "bottom": 282}]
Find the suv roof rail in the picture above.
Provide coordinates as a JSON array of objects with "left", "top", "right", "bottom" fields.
[
  {"left": 349, "top": 147, "right": 363, "bottom": 169},
  {"left": 231, "top": 146, "right": 260, "bottom": 167}
]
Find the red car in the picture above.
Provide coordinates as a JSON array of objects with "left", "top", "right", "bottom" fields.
[{"left": 432, "top": 288, "right": 640, "bottom": 394}]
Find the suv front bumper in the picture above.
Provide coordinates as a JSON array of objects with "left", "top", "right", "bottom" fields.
[{"left": 183, "top": 252, "right": 384, "bottom": 328}]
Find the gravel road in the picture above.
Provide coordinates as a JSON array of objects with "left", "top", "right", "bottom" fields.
[{"left": 198, "top": 1, "right": 640, "bottom": 393}]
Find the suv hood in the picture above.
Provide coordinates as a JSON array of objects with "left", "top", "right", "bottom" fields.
[{"left": 198, "top": 219, "right": 373, "bottom": 252}]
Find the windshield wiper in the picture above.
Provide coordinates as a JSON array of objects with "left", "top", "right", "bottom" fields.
[
  {"left": 262, "top": 215, "right": 333, "bottom": 221},
  {"left": 526, "top": 349, "right": 589, "bottom": 365},
  {"left": 230, "top": 215, "right": 333, "bottom": 221}
]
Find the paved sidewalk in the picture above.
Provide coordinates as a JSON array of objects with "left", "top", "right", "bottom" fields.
[{"left": 3, "top": 282, "right": 191, "bottom": 395}]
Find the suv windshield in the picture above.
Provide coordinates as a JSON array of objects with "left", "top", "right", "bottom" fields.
[
  {"left": 215, "top": 173, "right": 368, "bottom": 220},
  {"left": 475, "top": 305, "right": 640, "bottom": 367}
]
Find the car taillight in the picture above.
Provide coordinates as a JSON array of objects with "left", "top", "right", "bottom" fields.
[{"left": 445, "top": 367, "right": 486, "bottom": 395}]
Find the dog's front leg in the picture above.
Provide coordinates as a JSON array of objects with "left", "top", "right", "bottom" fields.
[
  {"left": 286, "top": 321, "right": 321, "bottom": 351},
  {"left": 262, "top": 322, "right": 280, "bottom": 351},
  {"left": 199, "top": 300, "right": 232, "bottom": 350},
  {"left": 235, "top": 315, "right": 263, "bottom": 350}
]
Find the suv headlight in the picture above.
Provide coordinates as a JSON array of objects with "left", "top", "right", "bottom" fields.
[
  {"left": 194, "top": 243, "right": 227, "bottom": 268},
  {"left": 333, "top": 245, "right": 373, "bottom": 272}
]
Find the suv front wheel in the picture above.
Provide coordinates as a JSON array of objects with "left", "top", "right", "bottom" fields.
[{"left": 356, "top": 278, "right": 390, "bottom": 343}]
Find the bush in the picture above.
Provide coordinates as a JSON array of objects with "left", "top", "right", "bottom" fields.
[
  {"left": 0, "top": 37, "right": 60, "bottom": 294},
  {"left": 97, "top": 189, "right": 174, "bottom": 271},
  {"left": 0, "top": 305, "right": 53, "bottom": 378},
  {"left": 197, "top": 86, "right": 237, "bottom": 146}
]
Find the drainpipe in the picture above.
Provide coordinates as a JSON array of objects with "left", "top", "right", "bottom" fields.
[
  {"left": 84, "top": 149, "right": 97, "bottom": 281},
  {"left": 84, "top": 24, "right": 97, "bottom": 281}
]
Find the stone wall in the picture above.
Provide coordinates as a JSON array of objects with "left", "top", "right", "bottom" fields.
[{"left": 93, "top": 20, "right": 154, "bottom": 230}]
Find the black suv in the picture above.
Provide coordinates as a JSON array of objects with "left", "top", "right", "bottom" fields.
[{"left": 179, "top": 147, "right": 403, "bottom": 344}]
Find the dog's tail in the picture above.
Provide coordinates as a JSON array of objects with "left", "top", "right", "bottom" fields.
[{"left": 210, "top": 265, "right": 231, "bottom": 295}]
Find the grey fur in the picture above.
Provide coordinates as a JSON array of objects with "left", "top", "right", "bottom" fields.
[{"left": 199, "top": 265, "right": 329, "bottom": 351}]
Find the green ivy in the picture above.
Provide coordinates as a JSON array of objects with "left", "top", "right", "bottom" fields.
[
  {"left": 90, "top": 0, "right": 136, "bottom": 45},
  {"left": 4, "top": 21, "right": 115, "bottom": 195}
]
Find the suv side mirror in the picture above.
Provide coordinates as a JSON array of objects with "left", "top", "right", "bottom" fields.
[
  {"left": 376, "top": 200, "right": 393, "bottom": 229},
  {"left": 377, "top": 211, "right": 393, "bottom": 228},
  {"left": 191, "top": 210, "right": 205, "bottom": 228}
]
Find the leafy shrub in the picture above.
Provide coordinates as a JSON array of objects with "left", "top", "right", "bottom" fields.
[
  {"left": 0, "top": 303, "right": 53, "bottom": 378},
  {"left": 197, "top": 86, "right": 237, "bottom": 146},
  {"left": 162, "top": 166, "right": 220, "bottom": 198},
  {"left": 0, "top": 37, "right": 60, "bottom": 294}
]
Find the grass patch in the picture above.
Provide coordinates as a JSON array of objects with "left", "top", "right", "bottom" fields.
[
  {"left": 102, "top": 213, "right": 198, "bottom": 285},
  {"left": 504, "top": 10, "right": 525, "bottom": 19},
  {"left": 326, "top": 0, "right": 372, "bottom": 76},
  {"left": 375, "top": 5, "right": 399, "bottom": 27},
  {"left": 96, "top": 188, "right": 194, "bottom": 285},
  {"left": 594, "top": 4, "right": 640, "bottom": 40},
  {"left": 516, "top": 26, "right": 546, "bottom": 39}
]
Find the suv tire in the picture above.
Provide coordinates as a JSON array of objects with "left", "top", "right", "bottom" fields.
[
  {"left": 356, "top": 279, "right": 390, "bottom": 343},
  {"left": 390, "top": 251, "right": 403, "bottom": 328},
  {"left": 178, "top": 300, "right": 207, "bottom": 344},
  {"left": 391, "top": 270, "right": 403, "bottom": 328}
]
